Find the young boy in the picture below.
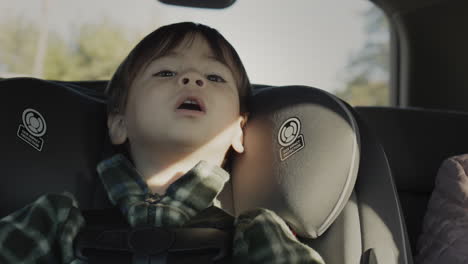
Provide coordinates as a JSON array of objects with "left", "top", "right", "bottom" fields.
[{"left": 0, "top": 22, "right": 324, "bottom": 264}]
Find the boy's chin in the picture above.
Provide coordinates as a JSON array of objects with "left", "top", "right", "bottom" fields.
[
  {"left": 158, "top": 135, "right": 231, "bottom": 154},
  {"left": 139, "top": 128, "right": 233, "bottom": 152},
  {"left": 155, "top": 135, "right": 213, "bottom": 150}
]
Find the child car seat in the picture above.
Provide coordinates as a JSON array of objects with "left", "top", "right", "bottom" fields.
[
  {"left": 0, "top": 77, "right": 110, "bottom": 217},
  {"left": 229, "top": 86, "right": 413, "bottom": 264},
  {"left": 0, "top": 78, "right": 412, "bottom": 264}
]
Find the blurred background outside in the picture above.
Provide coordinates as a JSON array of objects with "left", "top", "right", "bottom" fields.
[{"left": 0, "top": 0, "right": 389, "bottom": 106}]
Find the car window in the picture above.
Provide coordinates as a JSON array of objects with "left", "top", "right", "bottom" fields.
[{"left": 0, "top": 0, "right": 389, "bottom": 106}]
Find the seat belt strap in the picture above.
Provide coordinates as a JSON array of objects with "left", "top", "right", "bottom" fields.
[
  {"left": 75, "top": 225, "right": 232, "bottom": 263},
  {"left": 76, "top": 208, "right": 233, "bottom": 263}
]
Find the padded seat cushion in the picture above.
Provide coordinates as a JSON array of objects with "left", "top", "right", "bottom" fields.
[
  {"left": 0, "top": 78, "right": 109, "bottom": 217},
  {"left": 231, "top": 86, "right": 360, "bottom": 239}
]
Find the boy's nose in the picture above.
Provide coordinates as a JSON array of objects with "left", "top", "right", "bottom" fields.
[{"left": 181, "top": 77, "right": 204, "bottom": 87}]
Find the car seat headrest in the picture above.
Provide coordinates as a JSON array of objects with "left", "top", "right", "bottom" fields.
[
  {"left": 231, "top": 86, "right": 360, "bottom": 239},
  {"left": 0, "top": 78, "right": 108, "bottom": 216}
]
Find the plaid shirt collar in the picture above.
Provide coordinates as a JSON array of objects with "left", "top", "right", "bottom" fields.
[{"left": 96, "top": 154, "right": 229, "bottom": 227}]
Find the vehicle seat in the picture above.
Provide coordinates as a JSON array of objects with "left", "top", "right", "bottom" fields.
[
  {"left": 355, "top": 106, "right": 468, "bottom": 256},
  {"left": 1, "top": 78, "right": 412, "bottom": 264}
]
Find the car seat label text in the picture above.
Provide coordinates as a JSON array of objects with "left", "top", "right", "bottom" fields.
[
  {"left": 278, "top": 117, "right": 305, "bottom": 161},
  {"left": 17, "top": 108, "right": 47, "bottom": 151}
]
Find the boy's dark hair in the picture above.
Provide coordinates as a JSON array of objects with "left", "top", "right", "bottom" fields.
[{"left": 106, "top": 22, "right": 251, "bottom": 116}]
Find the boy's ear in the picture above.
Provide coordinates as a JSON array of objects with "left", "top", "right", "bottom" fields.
[
  {"left": 231, "top": 115, "right": 247, "bottom": 154},
  {"left": 107, "top": 113, "right": 128, "bottom": 145}
]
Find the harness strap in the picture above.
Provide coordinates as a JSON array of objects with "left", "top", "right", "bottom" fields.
[{"left": 75, "top": 209, "right": 233, "bottom": 264}]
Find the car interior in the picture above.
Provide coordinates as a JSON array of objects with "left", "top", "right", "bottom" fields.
[{"left": 2, "top": 0, "right": 468, "bottom": 263}]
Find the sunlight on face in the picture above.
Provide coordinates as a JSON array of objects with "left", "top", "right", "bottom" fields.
[{"left": 145, "top": 118, "right": 244, "bottom": 188}]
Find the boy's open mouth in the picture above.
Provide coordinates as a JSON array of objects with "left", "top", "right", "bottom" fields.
[{"left": 175, "top": 96, "right": 206, "bottom": 113}]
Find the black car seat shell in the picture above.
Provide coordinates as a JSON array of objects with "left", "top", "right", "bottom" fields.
[
  {"left": 1, "top": 77, "right": 110, "bottom": 217},
  {"left": 1, "top": 78, "right": 413, "bottom": 264}
]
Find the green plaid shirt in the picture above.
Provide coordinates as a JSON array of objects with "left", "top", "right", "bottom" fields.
[{"left": 0, "top": 154, "right": 324, "bottom": 264}]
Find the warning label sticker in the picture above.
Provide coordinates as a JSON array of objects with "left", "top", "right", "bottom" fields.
[
  {"left": 17, "top": 124, "right": 44, "bottom": 151},
  {"left": 280, "top": 134, "right": 305, "bottom": 161},
  {"left": 278, "top": 117, "right": 305, "bottom": 161},
  {"left": 17, "top": 108, "right": 47, "bottom": 152}
]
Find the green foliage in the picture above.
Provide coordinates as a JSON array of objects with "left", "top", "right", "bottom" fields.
[
  {"left": 336, "top": 77, "right": 389, "bottom": 106},
  {"left": 337, "top": 6, "right": 390, "bottom": 106},
  {"left": 0, "top": 17, "right": 136, "bottom": 80},
  {"left": 0, "top": 17, "right": 38, "bottom": 75},
  {"left": 60, "top": 21, "right": 135, "bottom": 80},
  {"left": 42, "top": 33, "right": 74, "bottom": 79}
]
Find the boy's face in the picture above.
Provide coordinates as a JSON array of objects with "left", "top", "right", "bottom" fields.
[{"left": 109, "top": 34, "right": 244, "bottom": 156}]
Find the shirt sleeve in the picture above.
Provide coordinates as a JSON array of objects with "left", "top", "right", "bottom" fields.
[
  {"left": 0, "top": 193, "right": 85, "bottom": 264},
  {"left": 233, "top": 208, "right": 325, "bottom": 264}
]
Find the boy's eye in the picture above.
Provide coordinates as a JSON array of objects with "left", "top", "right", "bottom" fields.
[
  {"left": 153, "top": 70, "right": 176, "bottom": 77},
  {"left": 207, "top": 74, "right": 226, "bottom": 83}
]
